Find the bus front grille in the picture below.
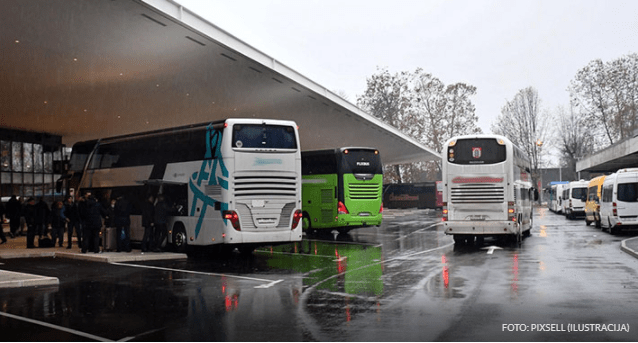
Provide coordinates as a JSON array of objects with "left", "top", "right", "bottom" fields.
[
  {"left": 348, "top": 182, "right": 381, "bottom": 200},
  {"left": 451, "top": 185, "right": 505, "bottom": 203}
]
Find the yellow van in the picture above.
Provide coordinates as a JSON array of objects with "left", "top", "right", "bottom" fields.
[{"left": 585, "top": 175, "right": 605, "bottom": 228}]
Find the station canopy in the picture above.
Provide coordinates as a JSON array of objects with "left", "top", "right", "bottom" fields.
[{"left": 0, "top": 0, "right": 439, "bottom": 165}]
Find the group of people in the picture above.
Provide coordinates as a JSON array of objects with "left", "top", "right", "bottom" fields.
[
  {"left": 0, "top": 195, "right": 82, "bottom": 249},
  {"left": 0, "top": 192, "right": 172, "bottom": 254}
]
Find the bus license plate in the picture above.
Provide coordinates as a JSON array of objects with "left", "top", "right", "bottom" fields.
[
  {"left": 468, "top": 215, "right": 486, "bottom": 221},
  {"left": 359, "top": 212, "right": 371, "bottom": 217}
]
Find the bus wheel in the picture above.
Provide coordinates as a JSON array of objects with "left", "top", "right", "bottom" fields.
[
  {"left": 302, "top": 213, "right": 311, "bottom": 231},
  {"left": 172, "top": 224, "right": 188, "bottom": 254}
]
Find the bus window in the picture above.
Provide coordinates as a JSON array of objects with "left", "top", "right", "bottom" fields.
[
  {"left": 340, "top": 149, "right": 383, "bottom": 175},
  {"left": 232, "top": 124, "right": 297, "bottom": 149},
  {"left": 617, "top": 183, "right": 638, "bottom": 202},
  {"left": 447, "top": 138, "right": 506, "bottom": 165}
]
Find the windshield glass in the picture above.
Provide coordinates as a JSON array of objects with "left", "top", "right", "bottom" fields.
[
  {"left": 448, "top": 138, "right": 506, "bottom": 165},
  {"left": 232, "top": 124, "right": 297, "bottom": 149}
]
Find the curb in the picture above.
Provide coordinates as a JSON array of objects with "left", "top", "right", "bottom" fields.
[
  {"left": 620, "top": 236, "right": 638, "bottom": 259},
  {"left": 0, "top": 270, "right": 59, "bottom": 289}
]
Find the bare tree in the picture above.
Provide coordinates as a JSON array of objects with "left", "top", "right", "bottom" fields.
[
  {"left": 491, "top": 87, "right": 550, "bottom": 190},
  {"left": 358, "top": 68, "right": 482, "bottom": 183},
  {"left": 357, "top": 67, "right": 416, "bottom": 183},
  {"left": 555, "top": 105, "right": 596, "bottom": 179},
  {"left": 569, "top": 53, "right": 638, "bottom": 148}
]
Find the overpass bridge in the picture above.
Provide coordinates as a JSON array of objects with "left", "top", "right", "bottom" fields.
[{"left": 1, "top": 0, "right": 438, "bottom": 165}]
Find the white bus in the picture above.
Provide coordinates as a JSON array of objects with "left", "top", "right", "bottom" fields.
[
  {"left": 441, "top": 135, "right": 536, "bottom": 245},
  {"left": 60, "top": 118, "right": 303, "bottom": 254}
]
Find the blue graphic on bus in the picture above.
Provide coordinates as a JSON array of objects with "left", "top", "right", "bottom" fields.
[{"left": 189, "top": 125, "right": 229, "bottom": 238}]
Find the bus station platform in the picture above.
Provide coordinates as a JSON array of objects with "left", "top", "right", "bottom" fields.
[{"left": 0, "top": 232, "right": 187, "bottom": 289}]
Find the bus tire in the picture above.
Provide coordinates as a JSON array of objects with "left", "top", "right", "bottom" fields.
[
  {"left": 172, "top": 223, "right": 188, "bottom": 254},
  {"left": 302, "top": 212, "right": 311, "bottom": 231}
]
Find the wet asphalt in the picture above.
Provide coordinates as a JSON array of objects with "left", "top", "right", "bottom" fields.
[{"left": 1, "top": 207, "right": 637, "bottom": 341}]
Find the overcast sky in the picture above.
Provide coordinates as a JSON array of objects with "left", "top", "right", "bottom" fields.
[{"left": 176, "top": 0, "right": 638, "bottom": 133}]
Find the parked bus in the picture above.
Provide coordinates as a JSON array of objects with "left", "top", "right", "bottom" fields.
[
  {"left": 585, "top": 175, "right": 605, "bottom": 227},
  {"left": 60, "top": 118, "right": 303, "bottom": 254},
  {"left": 600, "top": 168, "right": 638, "bottom": 234},
  {"left": 441, "top": 135, "right": 537, "bottom": 245},
  {"left": 547, "top": 181, "right": 568, "bottom": 213},
  {"left": 562, "top": 180, "right": 589, "bottom": 219},
  {"left": 301, "top": 147, "right": 383, "bottom": 234}
]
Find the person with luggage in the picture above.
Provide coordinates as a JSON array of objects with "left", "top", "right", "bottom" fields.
[
  {"left": 141, "top": 195, "right": 155, "bottom": 253},
  {"left": 81, "top": 192, "right": 106, "bottom": 254},
  {"left": 114, "top": 195, "right": 132, "bottom": 253},
  {"left": 23, "top": 197, "right": 36, "bottom": 249},
  {"left": 154, "top": 194, "right": 171, "bottom": 252},
  {"left": 6, "top": 195, "right": 21, "bottom": 238},
  {"left": 65, "top": 196, "right": 82, "bottom": 249},
  {"left": 50, "top": 201, "right": 67, "bottom": 247}
]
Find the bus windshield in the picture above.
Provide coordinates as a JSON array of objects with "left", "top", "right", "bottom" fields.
[
  {"left": 340, "top": 149, "right": 382, "bottom": 174},
  {"left": 232, "top": 124, "right": 297, "bottom": 149},
  {"left": 448, "top": 138, "right": 506, "bottom": 165}
]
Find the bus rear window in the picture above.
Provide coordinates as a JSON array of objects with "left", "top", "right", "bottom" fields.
[
  {"left": 340, "top": 149, "right": 382, "bottom": 174},
  {"left": 448, "top": 138, "right": 506, "bottom": 165},
  {"left": 571, "top": 187, "right": 587, "bottom": 200},
  {"left": 232, "top": 124, "right": 297, "bottom": 149},
  {"left": 617, "top": 183, "right": 638, "bottom": 202}
]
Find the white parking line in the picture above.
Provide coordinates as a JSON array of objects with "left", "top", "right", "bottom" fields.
[
  {"left": 0, "top": 311, "right": 111, "bottom": 342},
  {"left": 110, "top": 262, "right": 282, "bottom": 288}
]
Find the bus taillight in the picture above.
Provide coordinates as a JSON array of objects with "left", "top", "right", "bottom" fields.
[
  {"left": 223, "top": 210, "right": 241, "bottom": 231},
  {"left": 338, "top": 201, "right": 349, "bottom": 215},
  {"left": 379, "top": 202, "right": 384, "bottom": 214},
  {"left": 442, "top": 202, "right": 448, "bottom": 222},
  {"left": 613, "top": 202, "right": 617, "bottom": 216},
  {"left": 291, "top": 210, "right": 303, "bottom": 230},
  {"left": 508, "top": 201, "right": 515, "bottom": 222}
]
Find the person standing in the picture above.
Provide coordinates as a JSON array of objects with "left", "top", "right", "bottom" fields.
[
  {"left": 0, "top": 201, "right": 6, "bottom": 244},
  {"left": 23, "top": 198, "right": 36, "bottom": 248},
  {"left": 50, "top": 201, "right": 67, "bottom": 247},
  {"left": 114, "top": 195, "right": 132, "bottom": 253},
  {"left": 65, "top": 196, "right": 82, "bottom": 249},
  {"left": 81, "top": 192, "right": 105, "bottom": 254},
  {"left": 141, "top": 195, "right": 155, "bottom": 253},
  {"left": 34, "top": 197, "right": 50, "bottom": 239},
  {"left": 154, "top": 194, "right": 170, "bottom": 252},
  {"left": 6, "top": 195, "right": 21, "bottom": 238}
]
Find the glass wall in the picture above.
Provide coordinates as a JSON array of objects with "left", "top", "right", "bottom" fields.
[{"left": 0, "top": 130, "right": 65, "bottom": 204}]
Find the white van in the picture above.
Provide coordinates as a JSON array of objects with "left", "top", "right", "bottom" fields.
[
  {"left": 600, "top": 168, "right": 638, "bottom": 234},
  {"left": 552, "top": 183, "right": 568, "bottom": 213},
  {"left": 563, "top": 180, "right": 589, "bottom": 219}
]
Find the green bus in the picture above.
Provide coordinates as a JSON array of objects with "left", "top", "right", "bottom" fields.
[{"left": 301, "top": 147, "right": 383, "bottom": 233}]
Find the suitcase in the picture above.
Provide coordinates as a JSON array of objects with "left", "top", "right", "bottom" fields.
[
  {"left": 38, "top": 236, "right": 54, "bottom": 248},
  {"left": 103, "top": 227, "right": 117, "bottom": 251}
]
